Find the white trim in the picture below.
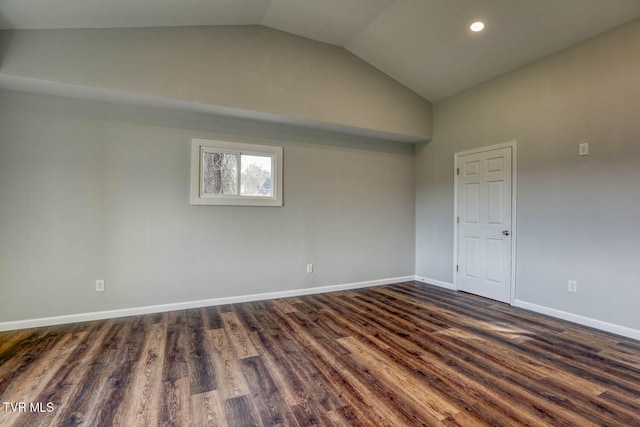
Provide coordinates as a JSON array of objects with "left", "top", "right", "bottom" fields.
[
  {"left": 453, "top": 141, "right": 517, "bottom": 304},
  {"left": 514, "top": 300, "right": 640, "bottom": 341},
  {"left": 414, "top": 276, "right": 456, "bottom": 291},
  {"left": 454, "top": 141, "right": 517, "bottom": 158},
  {"left": 0, "top": 276, "right": 414, "bottom": 332}
]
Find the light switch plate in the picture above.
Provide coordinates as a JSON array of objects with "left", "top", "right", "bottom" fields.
[{"left": 579, "top": 142, "right": 589, "bottom": 156}]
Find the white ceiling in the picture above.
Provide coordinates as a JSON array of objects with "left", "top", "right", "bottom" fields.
[{"left": 1, "top": 0, "right": 639, "bottom": 102}]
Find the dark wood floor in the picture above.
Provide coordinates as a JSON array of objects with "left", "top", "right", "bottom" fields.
[{"left": 1, "top": 282, "right": 639, "bottom": 426}]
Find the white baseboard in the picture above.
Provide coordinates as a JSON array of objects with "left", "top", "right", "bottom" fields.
[
  {"left": 0, "top": 276, "right": 415, "bottom": 332},
  {"left": 514, "top": 300, "right": 640, "bottom": 341},
  {"left": 413, "top": 278, "right": 640, "bottom": 341},
  {"left": 5, "top": 277, "right": 637, "bottom": 342},
  {"left": 414, "top": 276, "right": 457, "bottom": 291}
]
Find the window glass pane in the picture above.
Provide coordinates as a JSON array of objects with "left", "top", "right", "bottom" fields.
[
  {"left": 240, "top": 154, "right": 273, "bottom": 197},
  {"left": 202, "top": 152, "right": 237, "bottom": 195}
]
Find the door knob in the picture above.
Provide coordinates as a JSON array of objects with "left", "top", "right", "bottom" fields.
[{"left": 502, "top": 230, "right": 510, "bottom": 236}]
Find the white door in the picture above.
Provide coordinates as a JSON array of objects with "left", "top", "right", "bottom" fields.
[{"left": 456, "top": 146, "right": 513, "bottom": 303}]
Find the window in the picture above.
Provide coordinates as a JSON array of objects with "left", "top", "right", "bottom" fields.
[{"left": 190, "top": 138, "right": 283, "bottom": 206}]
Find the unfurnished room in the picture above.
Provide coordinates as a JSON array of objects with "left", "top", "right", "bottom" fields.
[{"left": 1, "top": 1, "right": 640, "bottom": 426}]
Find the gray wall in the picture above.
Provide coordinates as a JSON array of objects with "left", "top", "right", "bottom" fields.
[
  {"left": 0, "top": 89, "right": 416, "bottom": 322},
  {"left": 416, "top": 19, "right": 640, "bottom": 329},
  {"left": 0, "top": 25, "right": 432, "bottom": 141}
]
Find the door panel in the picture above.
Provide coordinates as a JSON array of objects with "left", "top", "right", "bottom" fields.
[
  {"left": 457, "top": 146, "right": 512, "bottom": 303},
  {"left": 465, "top": 183, "right": 480, "bottom": 223},
  {"left": 464, "top": 237, "right": 480, "bottom": 278},
  {"left": 486, "top": 238, "right": 503, "bottom": 283},
  {"left": 487, "top": 181, "right": 503, "bottom": 224}
]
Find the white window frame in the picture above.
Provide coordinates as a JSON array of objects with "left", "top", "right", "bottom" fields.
[{"left": 190, "top": 138, "right": 283, "bottom": 206}]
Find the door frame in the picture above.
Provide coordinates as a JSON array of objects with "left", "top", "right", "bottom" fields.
[{"left": 453, "top": 141, "right": 518, "bottom": 304}]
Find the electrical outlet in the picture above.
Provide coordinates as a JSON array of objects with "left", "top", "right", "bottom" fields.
[
  {"left": 306, "top": 264, "right": 313, "bottom": 274},
  {"left": 96, "top": 279, "right": 105, "bottom": 292},
  {"left": 568, "top": 280, "right": 577, "bottom": 293}
]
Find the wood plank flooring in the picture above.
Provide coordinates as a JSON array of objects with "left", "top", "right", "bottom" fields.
[{"left": 1, "top": 281, "right": 639, "bottom": 426}]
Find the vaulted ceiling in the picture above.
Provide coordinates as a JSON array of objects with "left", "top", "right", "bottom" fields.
[{"left": 1, "top": 0, "right": 639, "bottom": 102}]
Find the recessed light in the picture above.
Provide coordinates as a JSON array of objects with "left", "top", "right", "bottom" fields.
[{"left": 470, "top": 21, "right": 485, "bottom": 32}]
